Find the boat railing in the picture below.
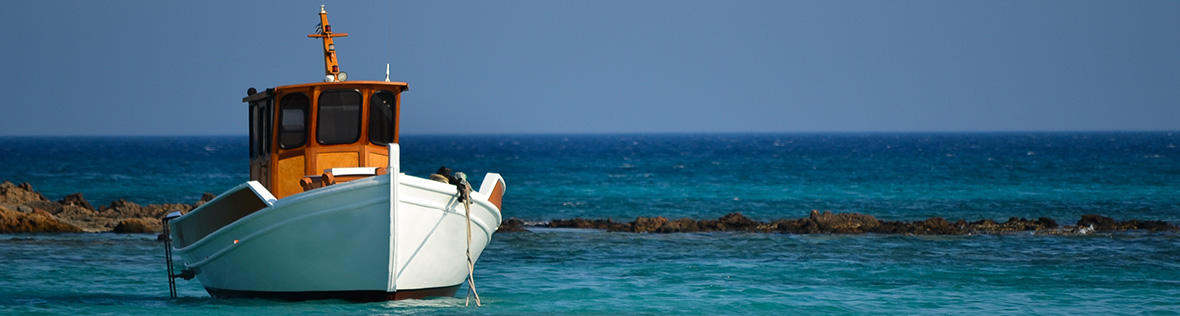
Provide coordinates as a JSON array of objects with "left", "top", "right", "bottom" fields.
[{"left": 300, "top": 167, "right": 388, "bottom": 191}]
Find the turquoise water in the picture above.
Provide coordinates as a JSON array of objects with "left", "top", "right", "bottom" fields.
[
  {"left": 2, "top": 133, "right": 1179, "bottom": 314},
  {"left": 3, "top": 232, "right": 1179, "bottom": 314}
]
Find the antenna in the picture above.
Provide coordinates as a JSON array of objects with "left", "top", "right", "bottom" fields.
[
  {"left": 308, "top": 5, "right": 349, "bottom": 82},
  {"left": 386, "top": 1, "right": 394, "bottom": 83}
]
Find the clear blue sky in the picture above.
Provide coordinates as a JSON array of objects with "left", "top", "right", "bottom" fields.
[{"left": 2, "top": 1, "right": 1178, "bottom": 136}]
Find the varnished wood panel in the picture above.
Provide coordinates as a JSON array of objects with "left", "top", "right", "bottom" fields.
[
  {"left": 367, "top": 152, "right": 389, "bottom": 168},
  {"left": 317, "top": 152, "right": 359, "bottom": 172},
  {"left": 276, "top": 155, "right": 305, "bottom": 199}
]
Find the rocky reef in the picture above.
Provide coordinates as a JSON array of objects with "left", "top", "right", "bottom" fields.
[
  {"left": 3, "top": 180, "right": 1176, "bottom": 236},
  {"left": 499, "top": 210, "right": 1178, "bottom": 235},
  {"left": 0, "top": 181, "right": 210, "bottom": 234}
]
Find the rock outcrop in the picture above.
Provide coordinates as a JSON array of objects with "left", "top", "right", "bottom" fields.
[
  {"left": 496, "top": 217, "right": 530, "bottom": 233},
  {"left": 537, "top": 210, "right": 1177, "bottom": 235},
  {"left": 4, "top": 180, "right": 1177, "bottom": 236},
  {"left": 0, "top": 181, "right": 204, "bottom": 234},
  {"left": 58, "top": 193, "right": 95, "bottom": 211},
  {"left": 1075, "top": 214, "right": 1179, "bottom": 233},
  {"left": 0, "top": 205, "right": 83, "bottom": 233},
  {"left": 112, "top": 218, "right": 155, "bottom": 234}
]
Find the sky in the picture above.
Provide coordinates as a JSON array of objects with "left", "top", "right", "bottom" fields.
[{"left": 2, "top": 1, "right": 1178, "bottom": 136}]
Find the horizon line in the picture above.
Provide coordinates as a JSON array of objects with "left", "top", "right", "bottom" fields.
[{"left": 2, "top": 130, "right": 1178, "bottom": 138}]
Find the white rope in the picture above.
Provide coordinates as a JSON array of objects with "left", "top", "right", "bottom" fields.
[{"left": 457, "top": 173, "right": 481, "bottom": 307}]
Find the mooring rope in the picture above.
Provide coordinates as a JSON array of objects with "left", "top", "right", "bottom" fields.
[{"left": 456, "top": 172, "right": 482, "bottom": 306}]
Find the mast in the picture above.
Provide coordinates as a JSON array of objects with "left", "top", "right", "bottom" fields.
[{"left": 308, "top": 5, "right": 349, "bottom": 82}]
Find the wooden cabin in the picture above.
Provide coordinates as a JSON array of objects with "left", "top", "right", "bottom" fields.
[
  {"left": 242, "top": 82, "right": 407, "bottom": 199},
  {"left": 240, "top": 7, "right": 408, "bottom": 199}
]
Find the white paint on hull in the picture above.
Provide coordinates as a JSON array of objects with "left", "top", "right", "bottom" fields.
[{"left": 171, "top": 171, "right": 502, "bottom": 294}]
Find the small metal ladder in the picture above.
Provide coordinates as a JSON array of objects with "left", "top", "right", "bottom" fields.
[{"left": 161, "top": 211, "right": 194, "bottom": 298}]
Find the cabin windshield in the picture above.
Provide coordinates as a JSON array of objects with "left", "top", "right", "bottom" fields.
[{"left": 317, "top": 89, "right": 363, "bottom": 145}]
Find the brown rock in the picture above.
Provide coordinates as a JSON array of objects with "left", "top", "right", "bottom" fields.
[
  {"left": 872, "top": 220, "right": 911, "bottom": 235},
  {"left": 770, "top": 218, "right": 805, "bottom": 233},
  {"left": 537, "top": 211, "right": 1175, "bottom": 236},
  {"left": 812, "top": 211, "right": 881, "bottom": 233},
  {"left": 549, "top": 218, "right": 595, "bottom": 229},
  {"left": 1133, "top": 220, "right": 1180, "bottom": 232},
  {"left": 1077, "top": 214, "right": 1126, "bottom": 231},
  {"left": 630, "top": 216, "right": 669, "bottom": 233},
  {"left": 58, "top": 193, "right": 95, "bottom": 211},
  {"left": 919, "top": 217, "right": 960, "bottom": 235},
  {"left": 112, "top": 218, "right": 155, "bottom": 234},
  {"left": 0, "top": 181, "right": 50, "bottom": 205},
  {"left": 717, "top": 212, "right": 760, "bottom": 231},
  {"left": 194, "top": 192, "right": 217, "bottom": 207},
  {"left": 101, "top": 199, "right": 142, "bottom": 217},
  {"left": 657, "top": 217, "right": 702, "bottom": 233},
  {"left": 1076, "top": 214, "right": 1179, "bottom": 232},
  {"left": 1036, "top": 217, "right": 1058, "bottom": 229},
  {"left": 0, "top": 205, "right": 83, "bottom": 233},
  {"left": 547, "top": 217, "right": 629, "bottom": 231},
  {"left": 957, "top": 217, "right": 1055, "bottom": 234},
  {"left": 22, "top": 200, "right": 65, "bottom": 215},
  {"left": 770, "top": 210, "right": 883, "bottom": 234},
  {"left": 144, "top": 204, "right": 194, "bottom": 219},
  {"left": 97, "top": 200, "right": 191, "bottom": 219},
  {"left": 497, "top": 217, "right": 530, "bottom": 233}
]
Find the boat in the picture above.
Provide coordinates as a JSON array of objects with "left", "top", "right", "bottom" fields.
[{"left": 163, "top": 5, "right": 505, "bottom": 302}]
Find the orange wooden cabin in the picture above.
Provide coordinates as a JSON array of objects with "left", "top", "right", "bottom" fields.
[
  {"left": 243, "top": 81, "right": 407, "bottom": 199},
  {"left": 241, "top": 7, "right": 407, "bottom": 199}
]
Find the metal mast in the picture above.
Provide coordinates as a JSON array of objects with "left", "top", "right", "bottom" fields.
[{"left": 308, "top": 5, "right": 349, "bottom": 82}]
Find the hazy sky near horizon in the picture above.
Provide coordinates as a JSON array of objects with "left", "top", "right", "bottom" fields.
[{"left": 2, "top": 1, "right": 1178, "bottom": 136}]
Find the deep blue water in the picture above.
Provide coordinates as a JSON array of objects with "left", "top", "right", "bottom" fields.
[{"left": 2, "top": 132, "right": 1179, "bottom": 314}]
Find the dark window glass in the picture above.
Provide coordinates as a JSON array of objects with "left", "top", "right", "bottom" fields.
[
  {"left": 262, "top": 99, "right": 272, "bottom": 155},
  {"left": 250, "top": 98, "right": 274, "bottom": 157},
  {"left": 278, "top": 93, "right": 309, "bottom": 149},
  {"left": 369, "top": 91, "right": 397, "bottom": 145},
  {"left": 317, "top": 90, "right": 362, "bottom": 145},
  {"left": 249, "top": 102, "right": 259, "bottom": 159}
]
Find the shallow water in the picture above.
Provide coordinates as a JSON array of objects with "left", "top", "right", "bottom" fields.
[{"left": 2, "top": 231, "right": 1178, "bottom": 315}]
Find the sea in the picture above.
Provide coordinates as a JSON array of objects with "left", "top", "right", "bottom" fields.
[{"left": 1, "top": 132, "right": 1179, "bottom": 315}]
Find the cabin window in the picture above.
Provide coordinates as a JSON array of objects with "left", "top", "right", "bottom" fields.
[
  {"left": 317, "top": 89, "right": 362, "bottom": 145},
  {"left": 278, "top": 93, "right": 310, "bottom": 149},
  {"left": 369, "top": 91, "right": 397, "bottom": 145},
  {"left": 262, "top": 99, "right": 273, "bottom": 155},
  {"left": 249, "top": 98, "right": 274, "bottom": 158},
  {"left": 249, "top": 102, "right": 259, "bottom": 158}
]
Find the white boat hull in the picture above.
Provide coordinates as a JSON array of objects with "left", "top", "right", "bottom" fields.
[{"left": 169, "top": 152, "right": 504, "bottom": 301}]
